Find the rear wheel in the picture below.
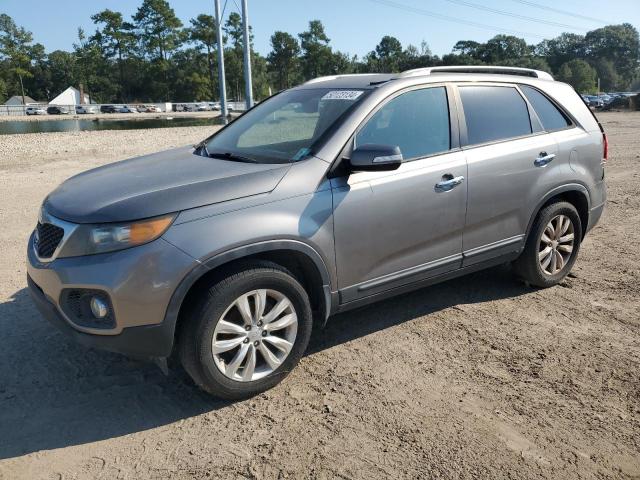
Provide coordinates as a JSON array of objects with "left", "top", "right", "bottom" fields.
[
  {"left": 178, "top": 262, "right": 313, "bottom": 400},
  {"left": 513, "top": 201, "right": 582, "bottom": 288}
]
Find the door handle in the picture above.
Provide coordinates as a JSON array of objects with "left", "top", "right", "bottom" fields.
[
  {"left": 534, "top": 152, "right": 556, "bottom": 167},
  {"left": 435, "top": 175, "right": 465, "bottom": 192}
]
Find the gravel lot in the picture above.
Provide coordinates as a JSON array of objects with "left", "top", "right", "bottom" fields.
[
  {"left": 0, "top": 112, "right": 638, "bottom": 480},
  {"left": 0, "top": 111, "right": 224, "bottom": 123}
]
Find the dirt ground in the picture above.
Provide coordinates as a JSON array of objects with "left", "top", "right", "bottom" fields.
[
  {"left": 0, "top": 110, "right": 225, "bottom": 123},
  {"left": 0, "top": 112, "right": 638, "bottom": 480}
]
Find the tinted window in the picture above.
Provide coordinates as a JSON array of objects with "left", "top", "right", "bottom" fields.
[
  {"left": 520, "top": 85, "right": 571, "bottom": 131},
  {"left": 459, "top": 86, "right": 532, "bottom": 145},
  {"left": 356, "top": 87, "right": 450, "bottom": 160}
]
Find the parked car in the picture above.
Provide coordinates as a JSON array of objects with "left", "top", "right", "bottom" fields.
[
  {"left": 46, "top": 106, "right": 70, "bottom": 115},
  {"left": 27, "top": 66, "right": 607, "bottom": 400},
  {"left": 25, "top": 106, "right": 46, "bottom": 115},
  {"left": 118, "top": 105, "right": 138, "bottom": 113},
  {"left": 196, "top": 103, "right": 210, "bottom": 111},
  {"left": 135, "top": 105, "right": 160, "bottom": 113},
  {"left": 586, "top": 96, "right": 604, "bottom": 108},
  {"left": 100, "top": 105, "right": 119, "bottom": 114},
  {"left": 208, "top": 102, "right": 234, "bottom": 112},
  {"left": 76, "top": 105, "right": 99, "bottom": 114}
]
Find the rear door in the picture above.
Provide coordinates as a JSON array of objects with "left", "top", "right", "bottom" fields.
[
  {"left": 455, "top": 83, "right": 559, "bottom": 266},
  {"left": 332, "top": 85, "right": 468, "bottom": 303}
]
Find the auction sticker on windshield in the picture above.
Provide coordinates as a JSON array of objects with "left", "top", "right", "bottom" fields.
[{"left": 321, "top": 90, "right": 364, "bottom": 101}]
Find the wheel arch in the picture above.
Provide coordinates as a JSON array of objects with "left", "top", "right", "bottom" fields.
[
  {"left": 525, "top": 184, "right": 591, "bottom": 242},
  {"left": 164, "top": 240, "right": 334, "bottom": 355}
]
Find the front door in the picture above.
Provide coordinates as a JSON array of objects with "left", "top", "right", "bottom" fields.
[{"left": 331, "top": 85, "right": 468, "bottom": 304}]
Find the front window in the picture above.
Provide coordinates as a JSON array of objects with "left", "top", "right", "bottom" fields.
[
  {"left": 355, "top": 87, "right": 451, "bottom": 160},
  {"left": 205, "top": 88, "right": 368, "bottom": 163}
]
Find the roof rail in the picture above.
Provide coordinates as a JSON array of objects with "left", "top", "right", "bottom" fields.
[
  {"left": 303, "top": 74, "right": 373, "bottom": 85},
  {"left": 398, "top": 66, "right": 554, "bottom": 81}
]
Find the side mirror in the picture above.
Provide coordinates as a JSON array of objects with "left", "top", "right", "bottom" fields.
[{"left": 348, "top": 144, "right": 403, "bottom": 172}]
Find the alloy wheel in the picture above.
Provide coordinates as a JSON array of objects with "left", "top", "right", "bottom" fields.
[
  {"left": 211, "top": 289, "right": 298, "bottom": 382},
  {"left": 538, "top": 214, "right": 575, "bottom": 275}
]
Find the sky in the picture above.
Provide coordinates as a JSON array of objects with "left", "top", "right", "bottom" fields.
[{"left": 1, "top": 0, "right": 639, "bottom": 58}]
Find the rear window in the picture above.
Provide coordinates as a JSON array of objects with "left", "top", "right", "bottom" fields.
[
  {"left": 459, "top": 86, "right": 532, "bottom": 145},
  {"left": 520, "top": 85, "right": 571, "bottom": 131}
]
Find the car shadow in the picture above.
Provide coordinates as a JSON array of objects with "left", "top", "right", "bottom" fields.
[
  {"left": 307, "top": 264, "right": 530, "bottom": 355},
  {"left": 0, "top": 264, "right": 530, "bottom": 460}
]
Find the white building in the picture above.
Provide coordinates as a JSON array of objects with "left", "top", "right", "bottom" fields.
[
  {"left": 49, "top": 86, "right": 91, "bottom": 106},
  {"left": 4, "top": 95, "right": 37, "bottom": 105}
]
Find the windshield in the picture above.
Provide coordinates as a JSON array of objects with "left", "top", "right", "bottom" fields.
[{"left": 204, "top": 88, "right": 368, "bottom": 163}]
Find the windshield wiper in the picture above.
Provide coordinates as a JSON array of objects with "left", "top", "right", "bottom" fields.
[{"left": 207, "top": 151, "right": 259, "bottom": 163}]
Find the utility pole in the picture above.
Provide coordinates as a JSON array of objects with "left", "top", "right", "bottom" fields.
[
  {"left": 241, "top": 0, "right": 253, "bottom": 110},
  {"left": 214, "top": 0, "right": 228, "bottom": 121},
  {"left": 19, "top": 74, "right": 26, "bottom": 113}
]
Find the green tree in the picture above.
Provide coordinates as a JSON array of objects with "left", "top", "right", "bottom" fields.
[
  {"left": 480, "top": 35, "right": 531, "bottom": 63},
  {"left": 0, "top": 76, "right": 7, "bottom": 103},
  {"left": 590, "top": 58, "right": 621, "bottom": 91},
  {"left": 133, "top": 0, "right": 184, "bottom": 61},
  {"left": 74, "top": 27, "right": 115, "bottom": 103},
  {"left": 188, "top": 14, "right": 218, "bottom": 99},
  {"left": 91, "top": 9, "right": 136, "bottom": 101},
  {"left": 0, "top": 14, "right": 38, "bottom": 104},
  {"left": 133, "top": 0, "right": 184, "bottom": 100},
  {"left": 399, "top": 41, "right": 439, "bottom": 71},
  {"left": 250, "top": 53, "right": 270, "bottom": 99},
  {"left": 452, "top": 40, "right": 482, "bottom": 57},
  {"left": 46, "top": 50, "right": 78, "bottom": 97},
  {"left": 298, "top": 20, "right": 333, "bottom": 79},
  {"left": 556, "top": 59, "right": 597, "bottom": 93},
  {"left": 171, "top": 47, "right": 211, "bottom": 101},
  {"left": 330, "top": 51, "right": 356, "bottom": 74},
  {"left": 267, "top": 31, "right": 300, "bottom": 90},
  {"left": 373, "top": 35, "right": 403, "bottom": 72},
  {"left": 441, "top": 52, "right": 484, "bottom": 66},
  {"left": 536, "top": 33, "right": 585, "bottom": 73},
  {"left": 584, "top": 24, "right": 639, "bottom": 88},
  {"left": 224, "top": 12, "right": 247, "bottom": 50}
]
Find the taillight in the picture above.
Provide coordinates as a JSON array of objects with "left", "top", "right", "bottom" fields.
[{"left": 602, "top": 132, "right": 608, "bottom": 163}]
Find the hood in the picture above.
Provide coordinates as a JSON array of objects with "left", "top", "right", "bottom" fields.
[{"left": 45, "top": 146, "right": 290, "bottom": 224}]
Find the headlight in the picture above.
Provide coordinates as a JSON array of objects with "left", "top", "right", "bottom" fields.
[{"left": 60, "top": 214, "right": 176, "bottom": 257}]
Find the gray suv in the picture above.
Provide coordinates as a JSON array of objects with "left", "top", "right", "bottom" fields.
[{"left": 27, "top": 66, "right": 607, "bottom": 399}]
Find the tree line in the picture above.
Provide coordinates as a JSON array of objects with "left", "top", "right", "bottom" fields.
[{"left": 1, "top": 0, "right": 639, "bottom": 105}]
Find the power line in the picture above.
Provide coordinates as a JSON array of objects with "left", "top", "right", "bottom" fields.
[
  {"left": 505, "top": 0, "right": 609, "bottom": 25},
  {"left": 366, "top": 0, "right": 549, "bottom": 39},
  {"left": 443, "top": 0, "right": 589, "bottom": 31}
]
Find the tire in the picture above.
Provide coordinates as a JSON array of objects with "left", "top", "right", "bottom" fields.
[
  {"left": 513, "top": 201, "right": 582, "bottom": 288},
  {"left": 178, "top": 262, "right": 313, "bottom": 400}
]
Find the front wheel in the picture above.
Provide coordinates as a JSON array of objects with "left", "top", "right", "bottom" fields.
[
  {"left": 513, "top": 201, "right": 582, "bottom": 288},
  {"left": 178, "top": 262, "right": 313, "bottom": 400}
]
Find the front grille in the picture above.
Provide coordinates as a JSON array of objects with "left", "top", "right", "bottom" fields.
[
  {"left": 36, "top": 222, "right": 64, "bottom": 258},
  {"left": 60, "top": 289, "right": 116, "bottom": 329}
]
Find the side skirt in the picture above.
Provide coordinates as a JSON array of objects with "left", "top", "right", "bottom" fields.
[{"left": 334, "top": 250, "right": 521, "bottom": 315}]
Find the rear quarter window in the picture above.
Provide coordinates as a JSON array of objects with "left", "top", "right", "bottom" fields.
[
  {"left": 520, "top": 85, "right": 571, "bottom": 132},
  {"left": 458, "top": 86, "right": 532, "bottom": 146}
]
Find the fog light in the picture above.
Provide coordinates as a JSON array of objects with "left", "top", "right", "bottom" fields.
[{"left": 90, "top": 296, "right": 109, "bottom": 319}]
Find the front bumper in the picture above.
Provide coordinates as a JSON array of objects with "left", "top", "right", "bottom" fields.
[
  {"left": 27, "top": 232, "right": 197, "bottom": 357},
  {"left": 27, "top": 275, "right": 174, "bottom": 357}
]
